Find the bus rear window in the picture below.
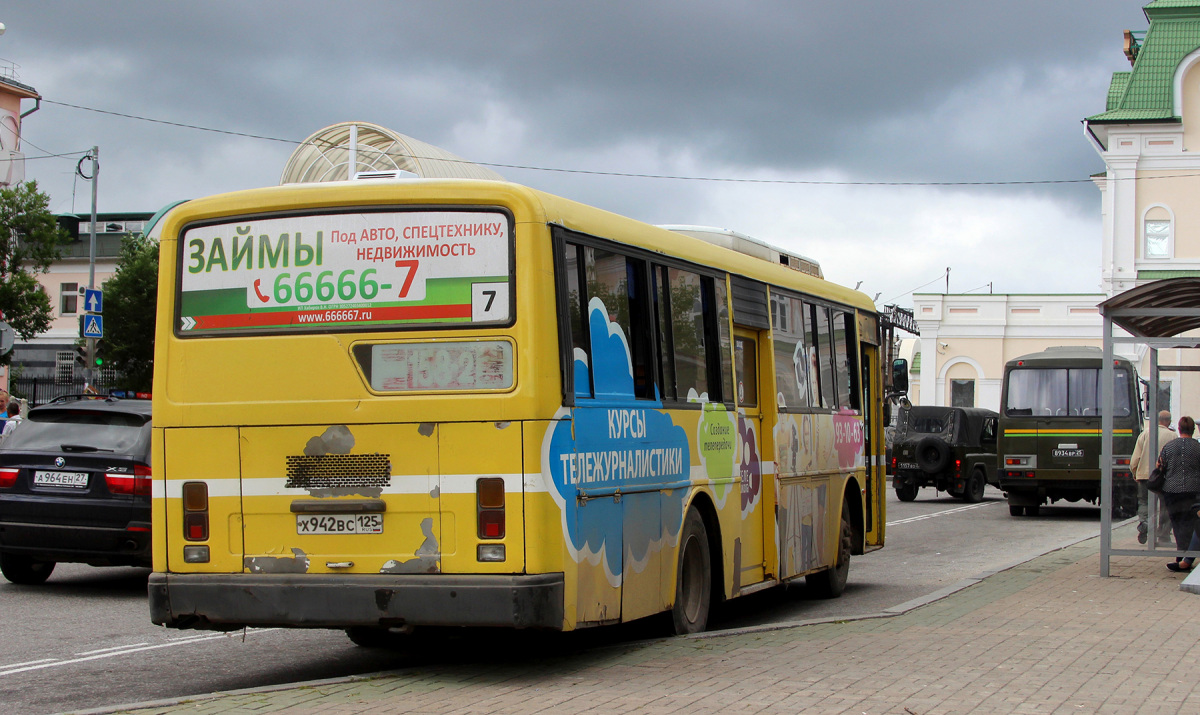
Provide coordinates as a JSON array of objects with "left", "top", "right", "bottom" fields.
[
  {"left": 1005, "top": 368, "right": 1131, "bottom": 417},
  {"left": 352, "top": 339, "right": 514, "bottom": 392},
  {"left": 177, "top": 210, "right": 512, "bottom": 335}
]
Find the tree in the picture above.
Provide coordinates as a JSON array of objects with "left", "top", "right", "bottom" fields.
[
  {"left": 0, "top": 181, "right": 66, "bottom": 359},
  {"left": 102, "top": 231, "right": 158, "bottom": 391}
]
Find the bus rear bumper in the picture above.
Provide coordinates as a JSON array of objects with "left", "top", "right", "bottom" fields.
[{"left": 148, "top": 572, "right": 565, "bottom": 631}]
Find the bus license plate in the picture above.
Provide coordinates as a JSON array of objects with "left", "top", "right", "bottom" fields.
[
  {"left": 296, "top": 513, "right": 383, "bottom": 535},
  {"left": 33, "top": 471, "right": 89, "bottom": 488}
]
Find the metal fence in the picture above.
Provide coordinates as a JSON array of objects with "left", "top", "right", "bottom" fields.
[{"left": 9, "top": 376, "right": 114, "bottom": 407}]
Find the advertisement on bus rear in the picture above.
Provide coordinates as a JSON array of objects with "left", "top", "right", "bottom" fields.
[{"left": 176, "top": 210, "right": 512, "bottom": 334}]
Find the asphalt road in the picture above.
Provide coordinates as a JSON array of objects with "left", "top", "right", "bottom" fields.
[{"left": 0, "top": 485, "right": 1106, "bottom": 715}]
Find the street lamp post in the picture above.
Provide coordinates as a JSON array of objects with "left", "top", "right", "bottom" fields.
[{"left": 77, "top": 146, "right": 99, "bottom": 383}]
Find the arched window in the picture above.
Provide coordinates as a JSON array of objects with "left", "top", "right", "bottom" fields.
[{"left": 1143, "top": 206, "right": 1173, "bottom": 259}]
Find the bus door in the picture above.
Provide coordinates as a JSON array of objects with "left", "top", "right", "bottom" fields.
[
  {"left": 734, "top": 330, "right": 766, "bottom": 589},
  {"left": 240, "top": 423, "right": 441, "bottom": 577}
]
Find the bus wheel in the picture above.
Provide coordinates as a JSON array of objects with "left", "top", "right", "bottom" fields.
[
  {"left": 1008, "top": 504, "right": 1024, "bottom": 517},
  {"left": 0, "top": 554, "right": 55, "bottom": 585},
  {"left": 807, "top": 500, "right": 851, "bottom": 599},
  {"left": 895, "top": 482, "right": 919, "bottom": 502},
  {"left": 962, "top": 469, "right": 986, "bottom": 503},
  {"left": 672, "top": 508, "right": 712, "bottom": 635},
  {"left": 345, "top": 626, "right": 413, "bottom": 649}
]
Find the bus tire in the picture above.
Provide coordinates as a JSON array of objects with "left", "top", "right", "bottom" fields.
[
  {"left": 0, "top": 554, "right": 55, "bottom": 585},
  {"left": 807, "top": 499, "right": 851, "bottom": 599},
  {"left": 671, "top": 508, "right": 712, "bottom": 635},
  {"left": 345, "top": 626, "right": 412, "bottom": 649},
  {"left": 895, "top": 482, "right": 919, "bottom": 502},
  {"left": 963, "top": 468, "right": 986, "bottom": 503}
]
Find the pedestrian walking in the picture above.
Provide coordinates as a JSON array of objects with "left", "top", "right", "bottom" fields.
[
  {"left": 1131, "top": 409, "right": 1176, "bottom": 543},
  {"left": 1154, "top": 415, "right": 1200, "bottom": 571},
  {"left": 0, "top": 399, "right": 22, "bottom": 441}
]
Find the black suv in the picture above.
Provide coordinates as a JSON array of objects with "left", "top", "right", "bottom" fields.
[
  {"left": 889, "top": 405, "right": 999, "bottom": 503},
  {"left": 0, "top": 396, "right": 152, "bottom": 584}
]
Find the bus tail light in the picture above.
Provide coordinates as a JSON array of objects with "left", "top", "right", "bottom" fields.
[
  {"left": 106, "top": 465, "right": 153, "bottom": 496},
  {"left": 477, "top": 477, "right": 505, "bottom": 540},
  {"left": 0, "top": 468, "right": 17, "bottom": 488},
  {"left": 182, "top": 482, "right": 209, "bottom": 542}
]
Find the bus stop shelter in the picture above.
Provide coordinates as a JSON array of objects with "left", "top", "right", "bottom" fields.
[{"left": 1099, "top": 277, "right": 1200, "bottom": 576}]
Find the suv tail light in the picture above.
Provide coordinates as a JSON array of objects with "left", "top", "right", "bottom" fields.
[
  {"left": 182, "top": 481, "right": 208, "bottom": 541},
  {"left": 106, "top": 464, "right": 152, "bottom": 496},
  {"left": 0, "top": 468, "right": 16, "bottom": 488}
]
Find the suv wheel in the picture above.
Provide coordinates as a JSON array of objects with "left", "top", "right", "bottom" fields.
[
  {"left": 962, "top": 468, "right": 986, "bottom": 503},
  {"left": 895, "top": 482, "right": 919, "bottom": 502},
  {"left": 0, "top": 554, "right": 56, "bottom": 585}
]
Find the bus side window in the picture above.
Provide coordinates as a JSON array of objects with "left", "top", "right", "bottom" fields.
[
  {"left": 564, "top": 242, "right": 592, "bottom": 399},
  {"left": 667, "top": 267, "right": 711, "bottom": 402},
  {"left": 833, "top": 310, "right": 859, "bottom": 410},
  {"left": 771, "top": 294, "right": 811, "bottom": 411},
  {"left": 652, "top": 265, "right": 677, "bottom": 401},
  {"left": 584, "top": 246, "right": 654, "bottom": 400},
  {"left": 712, "top": 277, "right": 734, "bottom": 405}
]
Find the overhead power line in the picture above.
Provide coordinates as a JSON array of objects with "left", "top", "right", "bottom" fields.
[{"left": 34, "top": 98, "right": 1200, "bottom": 188}]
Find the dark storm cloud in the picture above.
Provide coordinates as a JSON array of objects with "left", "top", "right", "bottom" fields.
[{"left": 5, "top": 1, "right": 1146, "bottom": 182}]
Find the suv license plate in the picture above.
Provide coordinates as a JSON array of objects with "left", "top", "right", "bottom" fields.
[
  {"left": 898, "top": 462, "right": 919, "bottom": 470},
  {"left": 296, "top": 513, "right": 383, "bottom": 535},
  {"left": 33, "top": 471, "right": 89, "bottom": 488}
]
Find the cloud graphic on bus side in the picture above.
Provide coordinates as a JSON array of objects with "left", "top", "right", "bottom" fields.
[{"left": 544, "top": 297, "right": 691, "bottom": 584}]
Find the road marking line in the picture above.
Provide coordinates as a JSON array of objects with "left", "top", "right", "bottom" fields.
[
  {"left": 0, "top": 658, "right": 56, "bottom": 670},
  {"left": 0, "top": 629, "right": 278, "bottom": 678},
  {"left": 887, "top": 501, "right": 997, "bottom": 526},
  {"left": 75, "top": 643, "right": 149, "bottom": 656}
]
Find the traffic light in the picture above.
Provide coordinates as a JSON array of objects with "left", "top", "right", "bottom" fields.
[
  {"left": 93, "top": 340, "right": 106, "bottom": 369},
  {"left": 74, "top": 343, "right": 88, "bottom": 367}
]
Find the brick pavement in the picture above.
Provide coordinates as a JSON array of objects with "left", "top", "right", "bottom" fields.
[{"left": 92, "top": 536, "right": 1200, "bottom": 715}]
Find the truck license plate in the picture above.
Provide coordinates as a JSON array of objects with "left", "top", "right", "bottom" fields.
[{"left": 296, "top": 513, "right": 383, "bottom": 535}]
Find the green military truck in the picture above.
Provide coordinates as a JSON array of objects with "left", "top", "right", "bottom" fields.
[
  {"left": 997, "top": 346, "right": 1140, "bottom": 517},
  {"left": 890, "top": 405, "right": 999, "bottom": 502}
]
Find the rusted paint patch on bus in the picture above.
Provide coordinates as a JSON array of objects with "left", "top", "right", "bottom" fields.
[
  {"left": 495, "top": 421, "right": 511, "bottom": 429},
  {"left": 379, "top": 517, "right": 439, "bottom": 574},
  {"left": 298, "top": 425, "right": 386, "bottom": 498},
  {"left": 244, "top": 547, "right": 310, "bottom": 574},
  {"left": 429, "top": 485, "right": 440, "bottom": 498},
  {"left": 418, "top": 423, "right": 435, "bottom": 437},
  {"left": 305, "top": 425, "right": 355, "bottom": 456}
]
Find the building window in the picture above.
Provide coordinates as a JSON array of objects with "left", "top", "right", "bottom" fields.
[
  {"left": 56, "top": 351, "right": 74, "bottom": 384},
  {"left": 60, "top": 283, "right": 78, "bottom": 316},
  {"left": 951, "top": 379, "right": 975, "bottom": 408},
  {"left": 1145, "top": 219, "right": 1171, "bottom": 258}
]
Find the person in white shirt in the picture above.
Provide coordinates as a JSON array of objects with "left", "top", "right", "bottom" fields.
[
  {"left": 1, "top": 400, "right": 23, "bottom": 439},
  {"left": 1130, "top": 410, "right": 1176, "bottom": 544}
]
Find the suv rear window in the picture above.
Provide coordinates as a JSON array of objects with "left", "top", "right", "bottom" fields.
[{"left": 1, "top": 408, "right": 151, "bottom": 455}]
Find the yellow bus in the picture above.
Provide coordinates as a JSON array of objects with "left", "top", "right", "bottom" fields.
[{"left": 148, "top": 179, "right": 889, "bottom": 640}]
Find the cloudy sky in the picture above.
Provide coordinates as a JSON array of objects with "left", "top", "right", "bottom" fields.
[{"left": 1, "top": 1, "right": 1150, "bottom": 307}]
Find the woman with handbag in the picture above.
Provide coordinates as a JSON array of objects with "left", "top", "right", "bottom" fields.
[{"left": 1154, "top": 416, "right": 1200, "bottom": 572}]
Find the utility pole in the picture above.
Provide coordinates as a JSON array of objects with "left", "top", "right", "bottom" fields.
[
  {"left": 945, "top": 267, "right": 951, "bottom": 294},
  {"left": 78, "top": 146, "right": 99, "bottom": 384}
]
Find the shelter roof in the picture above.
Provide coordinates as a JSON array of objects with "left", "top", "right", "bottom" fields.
[{"left": 1099, "top": 277, "right": 1200, "bottom": 337}]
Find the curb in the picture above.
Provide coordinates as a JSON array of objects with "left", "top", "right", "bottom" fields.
[{"left": 68, "top": 530, "right": 1105, "bottom": 715}]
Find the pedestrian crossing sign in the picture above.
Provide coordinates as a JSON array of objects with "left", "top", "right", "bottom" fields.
[{"left": 81, "top": 314, "right": 104, "bottom": 339}]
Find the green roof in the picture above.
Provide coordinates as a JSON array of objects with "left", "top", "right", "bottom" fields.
[
  {"left": 1107, "top": 72, "right": 1132, "bottom": 111},
  {"left": 1088, "top": 2, "right": 1200, "bottom": 123},
  {"left": 1137, "top": 269, "right": 1200, "bottom": 279}
]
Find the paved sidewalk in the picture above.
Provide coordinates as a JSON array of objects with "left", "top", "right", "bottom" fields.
[{"left": 94, "top": 533, "right": 1200, "bottom": 715}]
